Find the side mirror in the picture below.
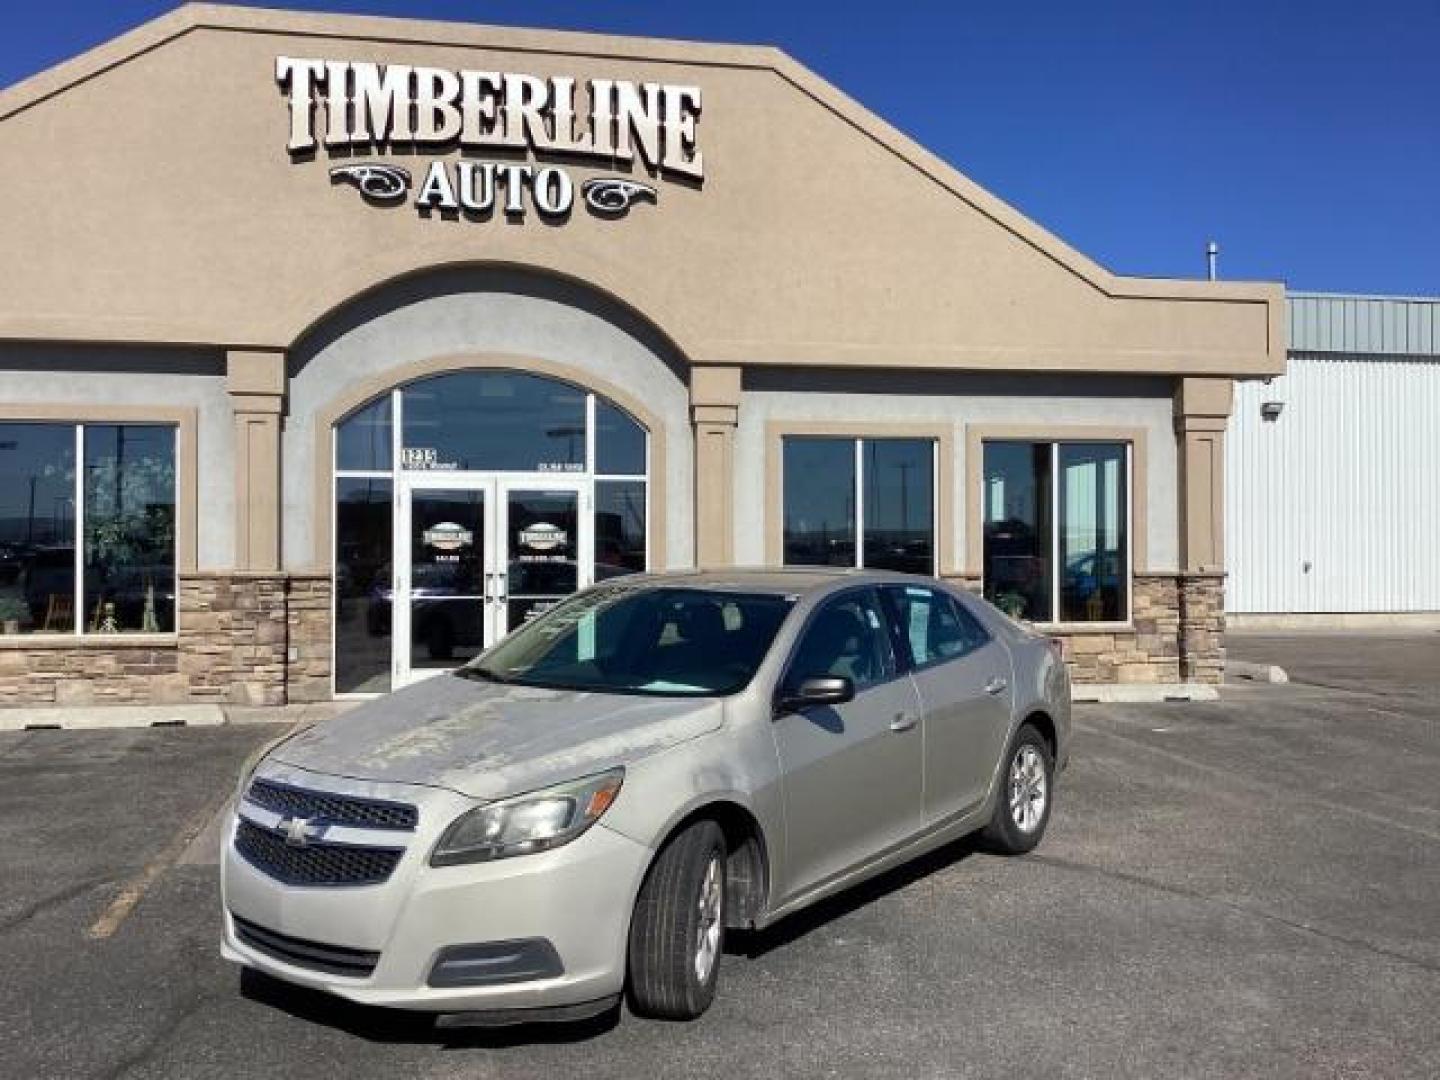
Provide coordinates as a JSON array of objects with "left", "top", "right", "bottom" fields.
[{"left": 776, "top": 676, "right": 855, "bottom": 714}]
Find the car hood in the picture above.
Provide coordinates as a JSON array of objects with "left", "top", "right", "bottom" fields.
[{"left": 271, "top": 673, "right": 724, "bottom": 800}]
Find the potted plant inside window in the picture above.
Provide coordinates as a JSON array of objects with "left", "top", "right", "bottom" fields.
[
  {"left": 0, "top": 597, "right": 24, "bottom": 635},
  {"left": 84, "top": 446, "right": 175, "bottom": 635},
  {"left": 995, "top": 590, "right": 1027, "bottom": 621}
]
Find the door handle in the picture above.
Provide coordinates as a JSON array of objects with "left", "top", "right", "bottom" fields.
[
  {"left": 984, "top": 676, "right": 1008, "bottom": 696},
  {"left": 889, "top": 712, "right": 918, "bottom": 733}
]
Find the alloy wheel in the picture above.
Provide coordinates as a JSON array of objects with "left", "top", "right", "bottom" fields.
[
  {"left": 693, "top": 853, "right": 723, "bottom": 983},
  {"left": 1008, "top": 744, "right": 1048, "bottom": 833}
]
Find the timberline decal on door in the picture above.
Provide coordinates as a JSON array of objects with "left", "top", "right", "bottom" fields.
[
  {"left": 422, "top": 523, "right": 474, "bottom": 552},
  {"left": 277, "top": 58, "right": 703, "bottom": 221},
  {"left": 519, "top": 523, "right": 568, "bottom": 553}
]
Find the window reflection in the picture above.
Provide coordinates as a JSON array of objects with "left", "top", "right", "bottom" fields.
[
  {"left": 782, "top": 438, "right": 855, "bottom": 566},
  {"left": 335, "top": 478, "right": 392, "bottom": 694},
  {"left": 863, "top": 439, "right": 934, "bottom": 574},
  {"left": 982, "top": 443, "right": 1053, "bottom": 622},
  {"left": 983, "top": 441, "right": 1129, "bottom": 623},
  {"left": 596, "top": 481, "right": 646, "bottom": 577},
  {"left": 595, "top": 400, "right": 646, "bottom": 476},
  {"left": 336, "top": 396, "right": 392, "bottom": 472},
  {"left": 402, "top": 372, "right": 587, "bottom": 473},
  {"left": 1059, "top": 444, "right": 1128, "bottom": 621},
  {"left": 0, "top": 424, "right": 75, "bottom": 634},
  {"left": 83, "top": 425, "right": 176, "bottom": 634},
  {"left": 782, "top": 436, "right": 937, "bottom": 574}
]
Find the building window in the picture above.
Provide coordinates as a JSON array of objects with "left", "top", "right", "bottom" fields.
[
  {"left": 334, "top": 477, "right": 392, "bottom": 695},
  {"left": 782, "top": 437, "right": 936, "bottom": 574},
  {"left": 401, "top": 371, "right": 589, "bottom": 473},
  {"left": 0, "top": 422, "right": 177, "bottom": 635},
  {"left": 982, "top": 441, "right": 1129, "bottom": 623}
]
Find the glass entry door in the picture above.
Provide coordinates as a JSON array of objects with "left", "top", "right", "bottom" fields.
[
  {"left": 395, "top": 477, "right": 589, "bottom": 686},
  {"left": 501, "top": 483, "right": 586, "bottom": 634},
  {"left": 397, "top": 482, "right": 494, "bottom": 685}
]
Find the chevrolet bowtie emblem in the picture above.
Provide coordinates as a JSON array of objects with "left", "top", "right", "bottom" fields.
[{"left": 278, "top": 816, "right": 320, "bottom": 847}]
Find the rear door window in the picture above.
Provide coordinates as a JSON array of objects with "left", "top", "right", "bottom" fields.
[{"left": 884, "top": 585, "right": 991, "bottom": 669}]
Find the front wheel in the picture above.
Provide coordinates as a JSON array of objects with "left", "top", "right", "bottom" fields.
[
  {"left": 626, "top": 819, "right": 727, "bottom": 1020},
  {"left": 982, "top": 724, "right": 1055, "bottom": 855}
]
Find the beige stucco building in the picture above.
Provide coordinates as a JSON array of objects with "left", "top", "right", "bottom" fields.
[{"left": 0, "top": 4, "right": 1284, "bottom": 706}]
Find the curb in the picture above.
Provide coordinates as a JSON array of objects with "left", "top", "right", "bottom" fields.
[
  {"left": 1225, "top": 660, "right": 1290, "bottom": 684},
  {"left": 1072, "top": 683, "right": 1221, "bottom": 704},
  {"left": 0, "top": 704, "right": 226, "bottom": 732},
  {"left": 0, "top": 701, "right": 354, "bottom": 733}
]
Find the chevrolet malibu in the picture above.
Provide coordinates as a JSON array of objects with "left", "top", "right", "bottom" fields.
[{"left": 221, "top": 569, "right": 1070, "bottom": 1024}]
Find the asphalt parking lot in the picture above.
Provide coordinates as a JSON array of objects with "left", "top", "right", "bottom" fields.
[{"left": 1, "top": 632, "right": 1436, "bottom": 1079}]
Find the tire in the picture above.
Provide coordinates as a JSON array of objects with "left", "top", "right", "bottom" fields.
[
  {"left": 626, "top": 818, "right": 727, "bottom": 1020},
  {"left": 982, "top": 723, "right": 1055, "bottom": 855}
]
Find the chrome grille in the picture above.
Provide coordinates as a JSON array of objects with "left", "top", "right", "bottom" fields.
[
  {"left": 232, "top": 914, "right": 380, "bottom": 978},
  {"left": 245, "top": 778, "right": 418, "bottom": 831},
  {"left": 234, "top": 819, "right": 403, "bottom": 887}
]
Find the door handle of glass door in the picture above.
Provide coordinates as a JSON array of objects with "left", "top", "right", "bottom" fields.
[
  {"left": 889, "top": 713, "right": 918, "bottom": 733},
  {"left": 984, "top": 676, "right": 1008, "bottom": 696}
]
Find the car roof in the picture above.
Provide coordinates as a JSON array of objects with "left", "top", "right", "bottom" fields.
[{"left": 611, "top": 567, "right": 946, "bottom": 597}]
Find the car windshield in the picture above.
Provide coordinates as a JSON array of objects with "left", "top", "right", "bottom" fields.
[{"left": 459, "top": 584, "right": 795, "bottom": 697}]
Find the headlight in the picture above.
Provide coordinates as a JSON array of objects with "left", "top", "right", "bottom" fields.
[{"left": 430, "top": 768, "right": 624, "bottom": 867}]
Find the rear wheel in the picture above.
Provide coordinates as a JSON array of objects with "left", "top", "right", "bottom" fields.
[
  {"left": 626, "top": 819, "right": 727, "bottom": 1020},
  {"left": 982, "top": 724, "right": 1054, "bottom": 855}
]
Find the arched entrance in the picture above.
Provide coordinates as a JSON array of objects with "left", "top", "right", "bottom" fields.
[{"left": 331, "top": 367, "right": 651, "bottom": 694}]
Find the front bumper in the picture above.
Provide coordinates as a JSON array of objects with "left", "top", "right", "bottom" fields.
[{"left": 220, "top": 767, "right": 652, "bottom": 1013}]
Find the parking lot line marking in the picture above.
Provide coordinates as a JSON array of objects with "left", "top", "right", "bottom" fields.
[{"left": 85, "top": 786, "right": 233, "bottom": 941}]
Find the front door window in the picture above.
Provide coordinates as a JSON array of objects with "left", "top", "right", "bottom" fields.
[
  {"left": 505, "top": 488, "right": 581, "bottom": 631},
  {"left": 407, "top": 488, "right": 489, "bottom": 677}
]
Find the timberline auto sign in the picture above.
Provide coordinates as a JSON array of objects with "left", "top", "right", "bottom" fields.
[{"left": 276, "top": 57, "right": 704, "bottom": 221}]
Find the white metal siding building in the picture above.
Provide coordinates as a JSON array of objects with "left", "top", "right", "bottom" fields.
[{"left": 1226, "top": 294, "right": 1440, "bottom": 614}]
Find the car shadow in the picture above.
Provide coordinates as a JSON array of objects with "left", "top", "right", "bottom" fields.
[
  {"left": 238, "top": 834, "right": 983, "bottom": 1045},
  {"left": 725, "top": 834, "right": 982, "bottom": 960}
]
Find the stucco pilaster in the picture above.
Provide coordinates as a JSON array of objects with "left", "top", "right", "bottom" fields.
[
  {"left": 690, "top": 366, "right": 742, "bottom": 568},
  {"left": 1174, "top": 377, "right": 1232, "bottom": 574},
  {"left": 227, "top": 349, "right": 286, "bottom": 573}
]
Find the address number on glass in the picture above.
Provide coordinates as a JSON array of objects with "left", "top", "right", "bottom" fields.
[{"left": 401, "top": 447, "right": 456, "bottom": 471}]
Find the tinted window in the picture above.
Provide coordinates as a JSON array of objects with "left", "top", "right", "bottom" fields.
[
  {"left": 402, "top": 371, "right": 587, "bottom": 473},
  {"left": 982, "top": 442, "right": 1052, "bottom": 622},
  {"left": 595, "top": 480, "right": 646, "bottom": 576},
  {"left": 467, "top": 585, "right": 793, "bottom": 697},
  {"left": 0, "top": 423, "right": 75, "bottom": 634},
  {"left": 886, "top": 585, "right": 989, "bottom": 667},
  {"left": 595, "top": 399, "right": 646, "bottom": 475},
  {"left": 334, "top": 477, "right": 392, "bottom": 694},
  {"left": 862, "top": 439, "right": 934, "bottom": 574},
  {"left": 782, "top": 438, "right": 855, "bottom": 567},
  {"left": 787, "top": 590, "right": 893, "bottom": 690},
  {"left": 336, "top": 395, "right": 393, "bottom": 472},
  {"left": 1059, "top": 443, "right": 1128, "bottom": 622}
]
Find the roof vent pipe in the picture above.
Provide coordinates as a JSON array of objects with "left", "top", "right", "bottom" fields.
[{"left": 1206, "top": 241, "right": 1220, "bottom": 281}]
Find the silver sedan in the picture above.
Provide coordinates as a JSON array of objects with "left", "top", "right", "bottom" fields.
[{"left": 221, "top": 568, "right": 1070, "bottom": 1025}]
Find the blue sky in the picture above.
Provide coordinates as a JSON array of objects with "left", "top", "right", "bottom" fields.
[{"left": 4, "top": 0, "right": 1437, "bottom": 294}]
